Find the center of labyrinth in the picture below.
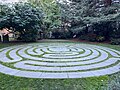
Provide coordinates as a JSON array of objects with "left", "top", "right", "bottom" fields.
[{"left": 0, "top": 43, "right": 120, "bottom": 79}]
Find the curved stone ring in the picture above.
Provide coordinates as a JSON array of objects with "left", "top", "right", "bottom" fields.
[{"left": 0, "top": 43, "right": 120, "bottom": 79}]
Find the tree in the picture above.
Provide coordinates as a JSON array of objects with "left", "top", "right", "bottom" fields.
[
  {"left": 105, "top": 0, "right": 112, "bottom": 6},
  {"left": 0, "top": 3, "right": 44, "bottom": 41},
  {"left": 58, "top": 0, "right": 120, "bottom": 43},
  {"left": 27, "top": 0, "right": 61, "bottom": 38}
]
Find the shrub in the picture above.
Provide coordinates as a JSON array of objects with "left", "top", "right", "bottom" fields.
[
  {"left": 78, "top": 20, "right": 120, "bottom": 44},
  {"left": 52, "top": 29, "right": 73, "bottom": 39},
  {"left": 102, "top": 6, "right": 118, "bottom": 15},
  {"left": 107, "top": 73, "right": 120, "bottom": 90},
  {"left": 96, "top": 36, "right": 105, "bottom": 42},
  {"left": 110, "top": 38, "right": 120, "bottom": 45},
  {"left": 79, "top": 35, "right": 88, "bottom": 40},
  {"left": 87, "top": 33, "right": 97, "bottom": 42}
]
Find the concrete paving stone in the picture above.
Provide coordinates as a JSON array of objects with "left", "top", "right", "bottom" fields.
[
  {"left": 15, "top": 71, "right": 42, "bottom": 78},
  {"left": 41, "top": 48, "right": 108, "bottom": 62},
  {"left": 91, "top": 63, "right": 120, "bottom": 76},
  {"left": 9, "top": 48, "right": 23, "bottom": 60},
  {"left": 65, "top": 50, "right": 108, "bottom": 65},
  {"left": 0, "top": 48, "right": 22, "bottom": 62},
  {"left": 14, "top": 58, "right": 118, "bottom": 71},
  {"left": 68, "top": 63, "right": 120, "bottom": 78},
  {"left": 0, "top": 64, "right": 20, "bottom": 75},
  {"left": 0, "top": 43, "right": 120, "bottom": 78},
  {"left": 49, "top": 47, "right": 70, "bottom": 52},
  {"left": 42, "top": 48, "right": 51, "bottom": 53},
  {"left": 105, "top": 49, "right": 120, "bottom": 57},
  {"left": 26, "top": 60, "right": 67, "bottom": 66},
  {"left": 34, "top": 48, "right": 44, "bottom": 54},
  {"left": 18, "top": 47, "right": 43, "bottom": 60},
  {"left": 68, "top": 72, "right": 95, "bottom": 78},
  {"left": 27, "top": 47, "right": 44, "bottom": 55},
  {"left": 40, "top": 72, "right": 68, "bottom": 79},
  {"left": 14, "top": 61, "right": 40, "bottom": 70},
  {"left": 60, "top": 58, "right": 118, "bottom": 71},
  {"left": 0, "top": 48, "right": 8, "bottom": 52},
  {"left": 93, "top": 45, "right": 120, "bottom": 57},
  {"left": 14, "top": 61, "right": 61, "bottom": 71},
  {"left": 42, "top": 49, "right": 92, "bottom": 59}
]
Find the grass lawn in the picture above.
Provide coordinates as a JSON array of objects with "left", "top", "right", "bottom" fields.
[{"left": 0, "top": 40, "right": 120, "bottom": 90}]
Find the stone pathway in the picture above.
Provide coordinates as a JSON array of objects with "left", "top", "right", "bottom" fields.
[{"left": 0, "top": 42, "right": 120, "bottom": 79}]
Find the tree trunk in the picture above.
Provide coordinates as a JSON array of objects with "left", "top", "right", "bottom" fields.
[
  {"left": 3, "top": 35, "right": 9, "bottom": 43},
  {"left": 0, "top": 35, "right": 1, "bottom": 42},
  {"left": 104, "top": 0, "right": 112, "bottom": 6}
]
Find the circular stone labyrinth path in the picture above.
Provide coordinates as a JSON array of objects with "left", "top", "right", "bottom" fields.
[{"left": 0, "top": 43, "right": 120, "bottom": 79}]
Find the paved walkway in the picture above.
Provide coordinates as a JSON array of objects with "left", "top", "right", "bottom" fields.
[{"left": 0, "top": 42, "right": 120, "bottom": 79}]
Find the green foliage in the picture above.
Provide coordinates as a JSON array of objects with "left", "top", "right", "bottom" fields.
[
  {"left": 96, "top": 36, "right": 105, "bottom": 42},
  {"left": 59, "top": 0, "right": 120, "bottom": 44},
  {"left": 107, "top": 72, "right": 120, "bottom": 90},
  {"left": 52, "top": 29, "right": 73, "bottom": 39},
  {"left": 28, "top": 0, "right": 61, "bottom": 32},
  {"left": 0, "top": 3, "right": 44, "bottom": 41},
  {"left": 101, "top": 6, "right": 118, "bottom": 15},
  {"left": 111, "top": 38, "right": 120, "bottom": 45}
]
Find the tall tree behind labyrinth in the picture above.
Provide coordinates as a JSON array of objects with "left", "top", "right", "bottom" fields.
[
  {"left": 58, "top": 0, "right": 120, "bottom": 34},
  {"left": 27, "top": 0, "right": 61, "bottom": 32},
  {"left": 58, "top": 0, "right": 98, "bottom": 34}
]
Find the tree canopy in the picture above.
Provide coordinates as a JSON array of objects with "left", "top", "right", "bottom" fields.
[
  {"left": 0, "top": 0, "right": 120, "bottom": 43},
  {"left": 0, "top": 3, "right": 44, "bottom": 41},
  {"left": 28, "top": 0, "right": 61, "bottom": 30}
]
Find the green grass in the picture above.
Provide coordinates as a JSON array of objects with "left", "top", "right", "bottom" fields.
[
  {"left": 0, "top": 41, "right": 120, "bottom": 90},
  {"left": 0, "top": 74, "right": 108, "bottom": 90}
]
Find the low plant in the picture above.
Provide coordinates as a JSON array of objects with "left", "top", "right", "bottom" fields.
[
  {"left": 107, "top": 73, "right": 120, "bottom": 90},
  {"left": 110, "top": 38, "right": 120, "bottom": 45}
]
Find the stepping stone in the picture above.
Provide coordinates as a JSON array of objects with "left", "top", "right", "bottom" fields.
[{"left": 0, "top": 48, "right": 22, "bottom": 62}]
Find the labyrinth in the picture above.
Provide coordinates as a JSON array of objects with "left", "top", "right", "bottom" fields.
[{"left": 0, "top": 43, "right": 120, "bottom": 79}]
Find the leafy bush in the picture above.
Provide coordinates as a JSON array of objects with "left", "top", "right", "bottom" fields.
[
  {"left": 96, "top": 36, "right": 105, "bottom": 42},
  {"left": 107, "top": 73, "right": 120, "bottom": 90},
  {"left": 102, "top": 6, "right": 118, "bottom": 15},
  {"left": 78, "top": 19, "right": 120, "bottom": 44},
  {"left": 110, "top": 38, "right": 120, "bottom": 45},
  {"left": 79, "top": 35, "right": 88, "bottom": 40},
  {"left": 79, "top": 34, "right": 105, "bottom": 42},
  {"left": 52, "top": 29, "right": 73, "bottom": 39},
  {"left": 87, "top": 33, "right": 97, "bottom": 42}
]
